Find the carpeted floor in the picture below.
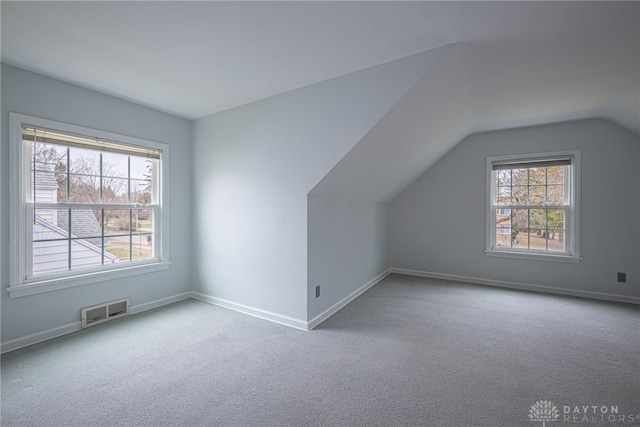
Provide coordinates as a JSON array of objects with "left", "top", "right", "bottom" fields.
[{"left": 1, "top": 274, "right": 639, "bottom": 426}]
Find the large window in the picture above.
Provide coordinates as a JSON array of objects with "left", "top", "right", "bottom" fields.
[
  {"left": 9, "top": 113, "right": 170, "bottom": 297},
  {"left": 485, "top": 151, "right": 580, "bottom": 263}
]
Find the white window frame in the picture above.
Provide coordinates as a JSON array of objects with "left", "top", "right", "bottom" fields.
[
  {"left": 9, "top": 113, "right": 171, "bottom": 298},
  {"left": 485, "top": 150, "right": 581, "bottom": 263}
]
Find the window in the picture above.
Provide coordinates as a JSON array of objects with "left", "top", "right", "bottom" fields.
[
  {"left": 485, "top": 151, "right": 580, "bottom": 263},
  {"left": 9, "top": 113, "right": 170, "bottom": 297}
]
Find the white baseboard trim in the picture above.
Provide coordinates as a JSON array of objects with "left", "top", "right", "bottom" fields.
[
  {"left": 1, "top": 291, "right": 194, "bottom": 354},
  {"left": 390, "top": 268, "right": 640, "bottom": 305},
  {"left": 1, "top": 321, "right": 82, "bottom": 354},
  {"left": 129, "top": 292, "right": 192, "bottom": 315},
  {"left": 308, "top": 268, "right": 393, "bottom": 330},
  {"left": 191, "top": 292, "right": 309, "bottom": 331}
]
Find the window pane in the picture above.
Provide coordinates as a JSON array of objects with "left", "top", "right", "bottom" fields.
[
  {"left": 33, "top": 171, "right": 59, "bottom": 204},
  {"left": 55, "top": 172, "right": 67, "bottom": 202},
  {"left": 132, "top": 209, "right": 153, "bottom": 234},
  {"left": 70, "top": 209, "right": 102, "bottom": 243},
  {"left": 33, "top": 240, "right": 69, "bottom": 275},
  {"left": 547, "top": 166, "right": 564, "bottom": 184},
  {"left": 102, "top": 152, "right": 129, "bottom": 178},
  {"left": 32, "top": 141, "right": 67, "bottom": 173},
  {"left": 33, "top": 208, "right": 69, "bottom": 274},
  {"left": 105, "top": 239, "right": 131, "bottom": 262},
  {"left": 496, "top": 186, "right": 511, "bottom": 206},
  {"left": 69, "top": 147, "right": 99, "bottom": 174},
  {"left": 528, "top": 228, "right": 547, "bottom": 250},
  {"left": 496, "top": 169, "right": 511, "bottom": 186},
  {"left": 511, "top": 209, "right": 528, "bottom": 230},
  {"left": 104, "top": 209, "right": 130, "bottom": 235},
  {"left": 495, "top": 208, "right": 511, "bottom": 248},
  {"left": 546, "top": 209, "right": 564, "bottom": 230},
  {"left": 132, "top": 209, "right": 153, "bottom": 260},
  {"left": 130, "top": 234, "right": 153, "bottom": 259},
  {"left": 495, "top": 208, "right": 511, "bottom": 224},
  {"left": 529, "top": 186, "right": 545, "bottom": 205},
  {"left": 512, "top": 229, "right": 528, "bottom": 249},
  {"left": 529, "top": 167, "right": 545, "bottom": 184},
  {"left": 70, "top": 237, "right": 107, "bottom": 270},
  {"left": 511, "top": 208, "right": 529, "bottom": 249},
  {"left": 547, "top": 229, "right": 565, "bottom": 252},
  {"left": 130, "top": 157, "right": 151, "bottom": 180},
  {"left": 513, "top": 186, "right": 527, "bottom": 205},
  {"left": 495, "top": 225, "right": 512, "bottom": 247},
  {"left": 69, "top": 173, "right": 100, "bottom": 203},
  {"left": 103, "top": 177, "right": 129, "bottom": 204},
  {"left": 30, "top": 140, "right": 67, "bottom": 203},
  {"left": 530, "top": 209, "right": 546, "bottom": 230},
  {"left": 547, "top": 184, "right": 564, "bottom": 206},
  {"left": 130, "top": 209, "right": 145, "bottom": 233},
  {"left": 104, "top": 209, "right": 131, "bottom": 261},
  {"left": 511, "top": 169, "right": 528, "bottom": 185},
  {"left": 131, "top": 179, "right": 152, "bottom": 204},
  {"left": 34, "top": 209, "right": 69, "bottom": 239}
]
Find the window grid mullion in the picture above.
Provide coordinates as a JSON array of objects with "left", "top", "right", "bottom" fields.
[
  {"left": 32, "top": 135, "right": 36, "bottom": 224},
  {"left": 545, "top": 209, "right": 549, "bottom": 251},
  {"left": 101, "top": 209, "right": 105, "bottom": 266},
  {"left": 129, "top": 209, "right": 133, "bottom": 261},
  {"left": 66, "top": 147, "right": 70, "bottom": 202},
  {"left": 127, "top": 156, "right": 131, "bottom": 204},
  {"left": 544, "top": 166, "right": 548, "bottom": 206},
  {"left": 99, "top": 153, "right": 103, "bottom": 204},
  {"left": 524, "top": 167, "right": 530, "bottom": 247},
  {"left": 526, "top": 168, "right": 530, "bottom": 205},
  {"left": 509, "top": 170, "right": 513, "bottom": 206},
  {"left": 544, "top": 167, "right": 547, "bottom": 251},
  {"left": 67, "top": 209, "right": 72, "bottom": 271},
  {"left": 28, "top": 202, "right": 157, "bottom": 210}
]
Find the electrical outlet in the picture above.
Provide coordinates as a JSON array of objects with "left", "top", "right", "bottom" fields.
[
  {"left": 617, "top": 272, "right": 627, "bottom": 283},
  {"left": 315, "top": 285, "right": 320, "bottom": 298}
]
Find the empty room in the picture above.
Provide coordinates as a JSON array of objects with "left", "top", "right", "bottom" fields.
[{"left": 1, "top": 2, "right": 638, "bottom": 426}]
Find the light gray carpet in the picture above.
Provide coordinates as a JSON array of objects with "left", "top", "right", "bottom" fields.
[{"left": 2, "top": 274, "right": 639, "bottom": 426}]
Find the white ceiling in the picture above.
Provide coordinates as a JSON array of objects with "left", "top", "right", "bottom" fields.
[{"left": 2, "top": 1, "right": 638, "bottom": 131}]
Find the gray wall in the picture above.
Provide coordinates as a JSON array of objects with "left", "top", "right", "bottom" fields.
[
  {"left": 307, "top": 196, "right": 389, "bottom": 320},
  {"left": 1, "top": 64, "right": 193, "bottom": 342},
  {"left": 191, "top": 53, "right": 432, "bottom": 323},
  {"left": 390, "top": 119, "right": 640, "bottom": 299}
]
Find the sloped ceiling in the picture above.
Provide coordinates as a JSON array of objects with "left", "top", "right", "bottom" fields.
[{"left": 312, "top": 2, "right": 639, "bottom": 202}]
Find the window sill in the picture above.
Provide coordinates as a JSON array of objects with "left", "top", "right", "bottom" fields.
[
  {"left": 484, "top": 249, "right": 582, "bottom": 264},
  {"left": 7, "top": 261, "right": 171, "bottom": 298}
]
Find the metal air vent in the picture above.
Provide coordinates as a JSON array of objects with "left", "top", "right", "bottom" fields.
[{"left": 81, "top": 298, "right": 130, "bottom": 328}]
